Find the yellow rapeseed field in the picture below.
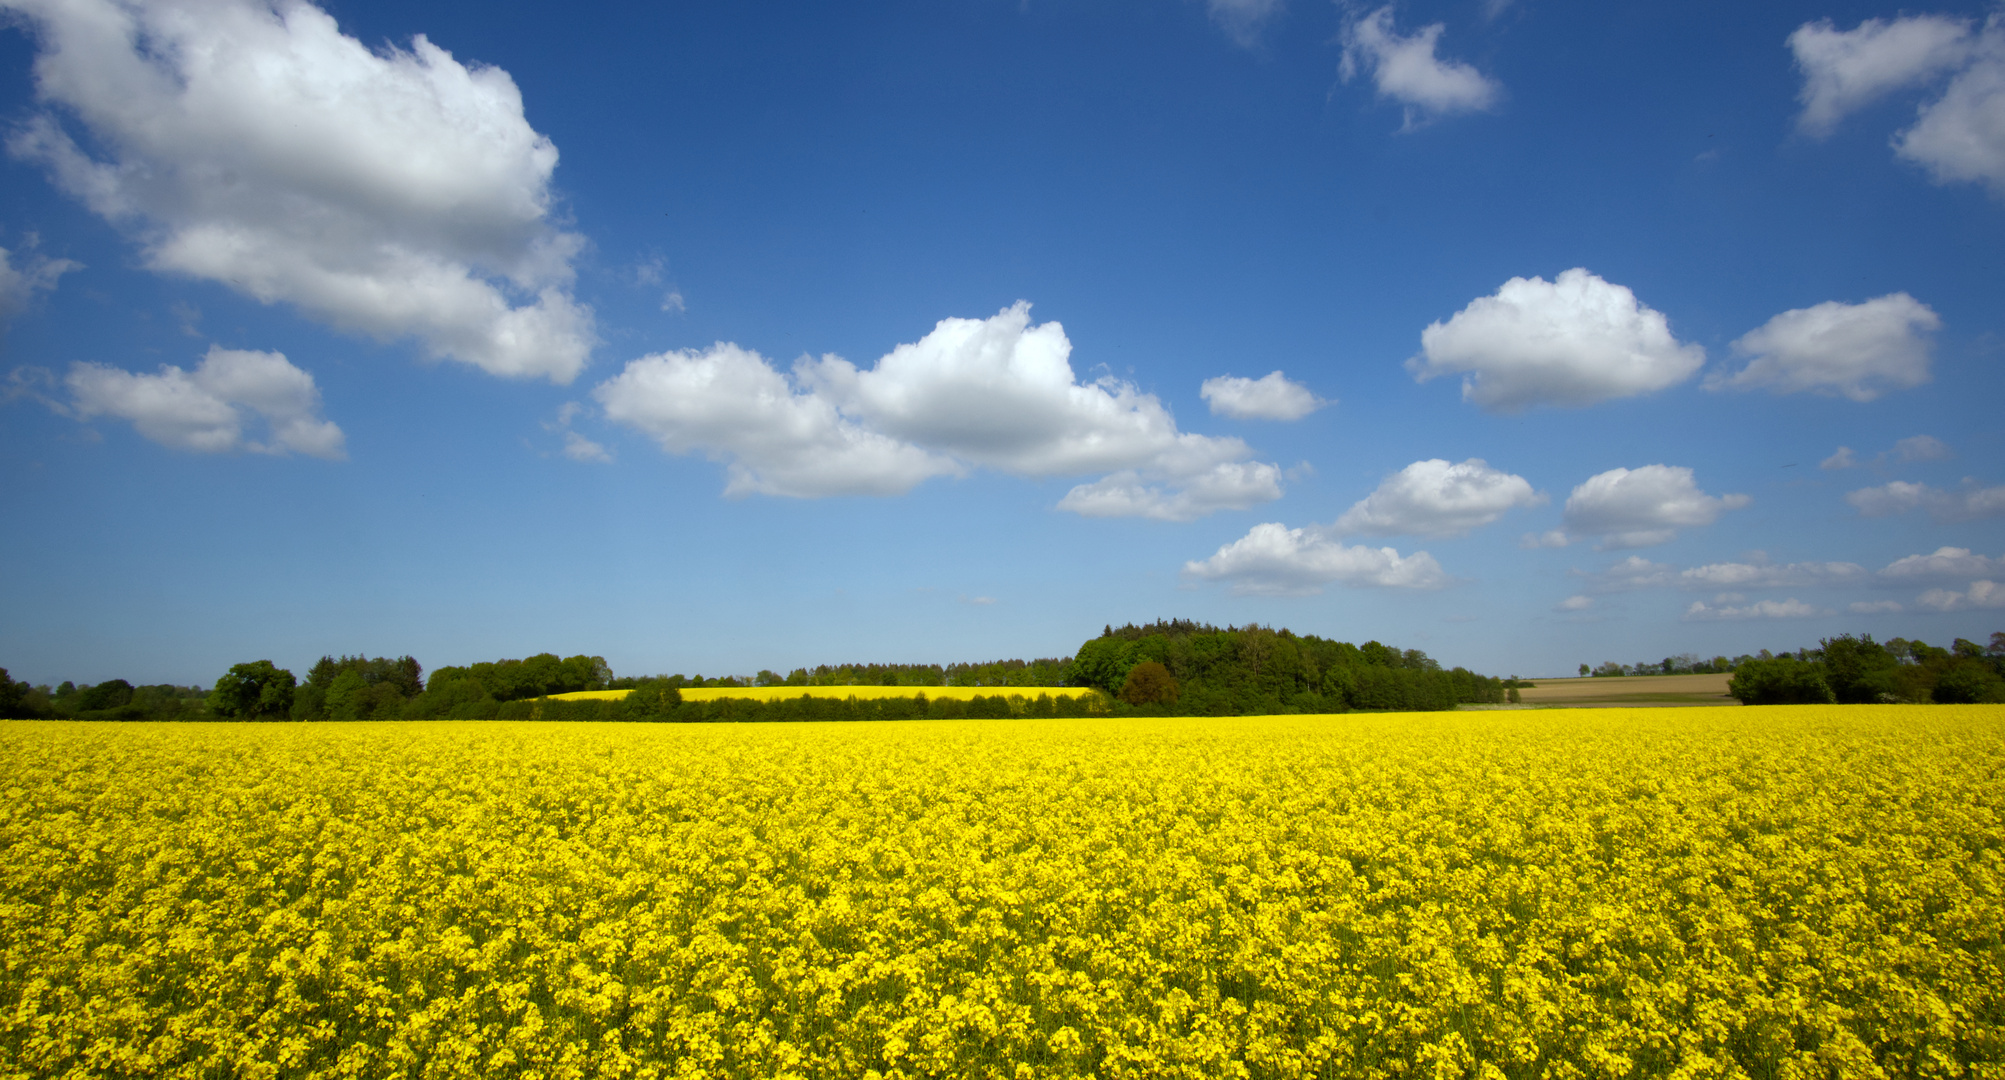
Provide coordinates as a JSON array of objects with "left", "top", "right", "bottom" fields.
[
  {"left": 2, "top": 706, "right": 2001, "bottom": 1079},
  {"left": 549, "top": 686, "right": 1104, "bottom": 704}
]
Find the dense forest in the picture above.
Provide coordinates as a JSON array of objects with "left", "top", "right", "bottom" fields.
[{"left": 5, "top": 624, "right": 2000, "bottom": 721}]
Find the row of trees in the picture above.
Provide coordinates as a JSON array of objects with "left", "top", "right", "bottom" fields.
[
  {"left": 0, "top": 671, "right": 208, "bottom": 721},
  {"left": 1581, "top": 654, "right": 1738, "bottom": 677},
  {"left": 423, "top": 684, "right": 1108, "bottom": 724},
  {"left": 719, "top": 658, "right": 1076, "bottom": 689},
  {"left": 1728, "top": 633, "right": 2005, "bottom": 705},
  {"left": 2, "top": 621, "right": 1504, "bottom": 721}
]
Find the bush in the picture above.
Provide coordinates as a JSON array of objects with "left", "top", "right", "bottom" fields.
[{"left": 1728, "top": 658, "right": 1836, "bottom": 705}]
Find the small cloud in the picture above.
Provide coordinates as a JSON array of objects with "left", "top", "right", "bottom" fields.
[
  {"left": 661, "top": 290, "right": 686, "bottom": 315},
  {"left": 1575, "top": 555, "right": 1678, "bottom": 592},
  {"left": 562, "top": 431, "right": 612, "bottom": 463},
  {"left": 1679, "top": 554, "right": 1867, "bottom": 590},
  {"left": 1847, "top": 480, "right": 2005, "bottom": 523},
  {"left": 0, "top": 241, "right": 81, "bottom": 322},
  {"left": 1850, "top": 600, "right": 1904, "bottom": 614},
  {"left": 1182, "top": 522, "right": 1449, "bottom": 596},
  {"left": 1333, "top": 457, "right": 1544, "bottom": 538},
  {"left": 1878, "top": 546, "right": 2005, "bottom": 583},
  {"left": 1916, "top": 580, "right": 2005, "bottom": 612},
  {"left": 959, "top": 595, "right": 997, "bottom": 606},
  {"left": 1520, "top": 529, "right": 1571, "bottom": 549},
  {"left": 1284, "top": 460, "right": 1316, "bottom": 481},
  {"left": 1554, "top": 594, "right": 1594, "bottom": 612},
  {"left": 1340, "top": 6, "right": 1501, "bottom": 130},
  {"left": 170, "top": 301, "right": 203, "bottom": 337},
  {"left": 1821, "top": 446, "right": 1857, "bottom": 470},
  {"left": 61, "top": 346, "right": 345, "bottom": 459},
  {"left": 1683, "top": 597, "right": 1833, "bottom": 621},
  {"left": 544, "top": 401, "right": 613, "bottom": 463},
  {"left": 1892, "top": 434, "right": 1951, "bottom": 462},
  {"left": 1789, "top": 14, "right": 1974, "bottom": 135},
  {"left": 1704, "top": 294, "right": 1939, "bottom": 402},
  {"left": 1206, "top": 0, "right": 1283, "bottom": 47},
  {"left": 1200, "top": 371, "right": 1327, "bottom": 421},
  {"left": 1789, "top": 12, "right": 2005, "bottom": 198},
  {"left": 1561, "top": 464, "right": 1749, "bottom": 549}
]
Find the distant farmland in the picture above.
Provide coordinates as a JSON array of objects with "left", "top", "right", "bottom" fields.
[{"left": 1516, "top": 672, "right": 1737, "bottom": 707}]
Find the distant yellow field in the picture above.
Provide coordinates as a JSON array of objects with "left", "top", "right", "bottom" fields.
[{"left": 550, "top": 684, "right": 1102, "bottom": 703}]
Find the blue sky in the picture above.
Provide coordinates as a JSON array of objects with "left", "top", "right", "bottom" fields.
[{"left": 2, "top": 0, "right": 2002, "bottom": 686}]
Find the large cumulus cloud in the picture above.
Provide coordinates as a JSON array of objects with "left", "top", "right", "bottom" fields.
[
  {"left": 3, "top": 0, "right": 593, "bottom": 381},
  {"left": 596, "top": 303, "right": 1282, "bottom": 518},
  {"left": 1408, "top": 269, "right": 1705, "bottom": 412}
]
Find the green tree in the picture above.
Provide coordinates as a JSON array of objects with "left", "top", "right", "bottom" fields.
[
  {"left": 1728, "top": 658, "right": 1835, "bottom": 705},
  {"left": 1820, "top": 634, "right": 1900, "bottom": 704},
  {"left": 207, "top": 661, "right": 296, "bottom": 721}
]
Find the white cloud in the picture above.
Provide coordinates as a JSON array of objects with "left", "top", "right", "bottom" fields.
[
  {"left": 1678, "top": 555, "right": 1867, "bottom": 590},
  {"left": 543, "top": 401, "right": 611, "bottom": 462},
  {"left": 1917, "top": 580, "right": 2005, "bottom": 611},
  {"left": 1878, "top": 546, "right": 2005, "bottom": 583},
  {"left": 1207, "top": 0, "right": 1283, "bottom": 47},
  {"left": 594, "top": 341, "right": 958, "bottom": 498},
  {"left": 1704, "top": 294, "right": 1938, "bottom": 401},
  {"left": 1340, "top": 6, "right": 1500, "bottom": 129},
  {"left": 1821, "top": 446, "right": 1858, "bottom": 470},
  {"left": 1898, "top": 15, "right": 2005, "bottom": 196},
  {"left": 1408, "top": 269, "right": 1705, "bottom": 413},
  {"left": 1576, "top": 552, "right": 1864, "bottom": 593},
  {"left": 1182, "top": 522, "right": 1448, "bottom": 595},
  {"left": 0, "top": 242, "right": 80, "bottom": 320},
  {"left": 1789, "top": 12, "right": 2005, "bottom": 198},
  {"left": 1200, "top": 371, "right": 1326, "bottom": 421},
  {"left": 1789, "top": 15, "right": 1974, "bottom": 135},
  {"left": 1892, "top": 434, "right": 1952, "bottom": 462},
  {"left": 64, "top": 345, "right": 344, "bottom": 458},
  {"left": 1332, "top": 458, "right": 1543, "bottom": 538},
  {"left": 1684, "top": 598, "right": 1833, "bottom": 621},
  {"left": 1847, "top": 480, "right": 2005, "bottom": 522},
  {"left": 4, "top": 0, "right": 593, "bottom": 382},
  {"left": 1850, "top": 599, "right": 1905, "bottom": 614},
  {"left": 1559, "top": 465, "right": 1749, "bottom": 549},
  {"left": 1577, "top": 555, "right": 1678, "bottom": 592},
  {"left": 596, "top": 303, "right": 1281, "bottom": 515},
  {"left": 1554, "top": 594, "right": 1594, "bottom": 612},
  {"left": 1519, "top": 529, "right": 1572, "bottom": 549},
  {"left": 1054, "top": 462, "right": 1282, "bottom": 522},
  {"left": 561, "top": 431, "right": 612, "bottom": 463}
]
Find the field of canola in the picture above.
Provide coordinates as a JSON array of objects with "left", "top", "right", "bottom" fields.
[{"left": 3, "top": 706, "right": 2002, "bottom": 1080}]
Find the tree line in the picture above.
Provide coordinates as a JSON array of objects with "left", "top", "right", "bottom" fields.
[
  {"left": 0, "top": 619, "right": 1508, "bottom": 721},
  {"left": 1727, "top": 632, "right": 2005, "bottom": 705}
]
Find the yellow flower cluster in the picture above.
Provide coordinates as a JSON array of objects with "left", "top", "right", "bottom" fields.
[
  {"left": 551, "top": 686, "right": 1103, "bottom": 703},
  {"left": 3, "top": 705, "right": 2001, "bottom": 1079}
]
